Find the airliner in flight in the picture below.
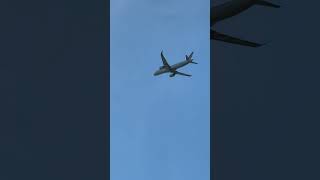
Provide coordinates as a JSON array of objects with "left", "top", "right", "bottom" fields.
[{"left": 154, "top": 51, "right": 197, "bottom": 77}]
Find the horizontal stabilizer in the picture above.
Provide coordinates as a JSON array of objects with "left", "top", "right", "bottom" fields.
[
  {"left": 211, "top": 30, "right": 263, "bottom": 48},
  {"left": 256, "top": 0, "right": 280, "bottom": 8}
]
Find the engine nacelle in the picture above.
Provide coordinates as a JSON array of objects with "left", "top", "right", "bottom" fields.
[{"left": 169, "top": 73, "right": 175, "bottom": 77}]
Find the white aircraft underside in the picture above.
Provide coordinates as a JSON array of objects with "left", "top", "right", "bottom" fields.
[{"left": 153, "top": 51, "right": 197, "bottom": 77}]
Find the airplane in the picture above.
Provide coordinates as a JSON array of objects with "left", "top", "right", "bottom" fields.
[
  {"left": 211, "top": 0, "right": 280, "bottom": 47},
  {"left": 153, "top": 51, "right": 197, "bottom": 77}
]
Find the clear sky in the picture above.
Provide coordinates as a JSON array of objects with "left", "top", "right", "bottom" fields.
[{"left": 111, "top": 0, "right": 210, "bottom": 180}]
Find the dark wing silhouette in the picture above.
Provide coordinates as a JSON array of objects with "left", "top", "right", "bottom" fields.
[
  {"left": 256, "top": 0, "right": 280, "bottom": 8},
  {"left": 175, "top": 71, "right": 191, "bottom": 77},
  {"left": 160, "top": 51, "right": 171, "bottom": 67},
  {"left": 211, "top": 30, "right": 263, "bottom": 48}
]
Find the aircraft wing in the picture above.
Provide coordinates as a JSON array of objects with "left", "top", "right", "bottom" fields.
[
  {"left": 160, "top": 51, "right": 171, "bottom": 67},
  {"left": 211, "top": 30, "right": 263, "bottom": 48},
  {"left": 256, "top": 1, "right": 280, "bottom": 8},
  {"left": 175, "top": 71, "right": 191, "bottom": 77}
]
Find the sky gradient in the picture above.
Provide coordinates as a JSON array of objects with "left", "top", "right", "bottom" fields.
[{"left": 111, "top": 0, "right": 210, "bottom": 180}]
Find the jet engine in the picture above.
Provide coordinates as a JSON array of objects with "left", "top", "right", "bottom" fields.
[{"left": 169, "top": 73, "right": 175, "bottom": 77}]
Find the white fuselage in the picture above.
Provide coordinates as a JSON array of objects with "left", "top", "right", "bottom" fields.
[{"left": 153, "top": 60, "right": 189, "bottom": 76}]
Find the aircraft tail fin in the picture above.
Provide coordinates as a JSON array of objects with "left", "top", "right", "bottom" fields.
[
  {"left": 256, "top": 1, "right": 280, "bottom": 8},
  {"left": 186, "top": 52, "right": 197, "bottom": 64},
  {"left": 186, "top": 52, "right": 194, "bottom": 60}
]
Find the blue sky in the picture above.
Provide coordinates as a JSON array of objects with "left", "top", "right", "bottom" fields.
[{"left": 111, "top": 0, "right": 210, "bottom": 180}]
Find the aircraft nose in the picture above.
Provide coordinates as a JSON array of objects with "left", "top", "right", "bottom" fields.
[{"left": 153, "top": 71, "right": 159, "bottom": 76}]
